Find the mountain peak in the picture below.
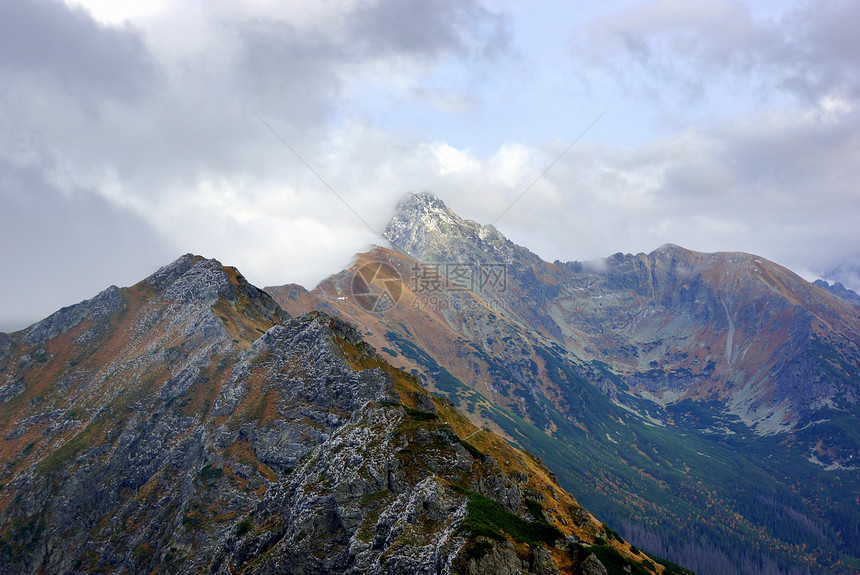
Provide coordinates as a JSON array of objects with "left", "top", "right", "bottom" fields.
[
  {"left": 18, "top": 254, "right": 285, "bottom": 350},
  {"left": 383, "top": 192, "right": 538, "bottom": 269},
  {"left": 403, "top": 191, "right": 452, "bottom": 212},
  {"left": 142, "top": 253, "right": 264, "bottom": 305},
  {"left": 384, "top": 192, "right": 463, "bottom": 259},
  {"left": 142, "top": 253, "right": 207, "bottom": 291},
  {"left": 385, "top": 192, "right": 462, "bottom": 246},
  {"left": 652, "top": 242, "right": 687, "bottom": 255}
]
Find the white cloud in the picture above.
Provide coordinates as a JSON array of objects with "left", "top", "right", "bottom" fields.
[
  {"left": 403, "top": 94, "right": 860, "bottom": 280},
  {"left": 63, "top": 0, "right": 170, "bottom": 25},
  {"left": 2, "top": 0, "right": 860, "bottom": 330},
  {"left": 0, "top": 0, "right": 512, "bottom": 329},
  {"left": 431, "top": 143, "right": 483, "bottom": 176}
]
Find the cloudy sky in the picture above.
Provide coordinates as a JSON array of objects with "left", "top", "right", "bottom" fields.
[{"left": 2, "top": 0, "right": 859, "bottom": 330}]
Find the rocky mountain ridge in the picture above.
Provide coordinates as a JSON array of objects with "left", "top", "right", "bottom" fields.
[{"left": 0, "top": 255, "right": 676, "bottom": 574}]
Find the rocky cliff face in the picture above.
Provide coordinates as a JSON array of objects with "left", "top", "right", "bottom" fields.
[{"left": 0, "top": 255, "right": 665, "bottom": 574}]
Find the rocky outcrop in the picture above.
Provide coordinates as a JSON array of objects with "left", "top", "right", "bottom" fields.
[{"left": 22, "top": 284, "right": 126, "bottom": 345}]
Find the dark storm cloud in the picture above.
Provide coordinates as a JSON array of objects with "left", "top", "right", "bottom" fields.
[
  {"left": 0, "top": 0, "right": 512, "bottom": 182},
  {"left": 231, "top": 0, "right": 509, "bottom": 120},
  {"left": 0, "top": 0, "right": 169, "bottom": 330},
  {"left": 0, "top": 158, "right": 173, "bottom": 332},
  {"left": 228, "top": 19, "right": 344, "bottom": 124},
  {"left": 0, "top": 0, "right": 156, "bottom": 103}
]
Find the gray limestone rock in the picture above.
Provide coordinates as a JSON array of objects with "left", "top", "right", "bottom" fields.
[{"left": 23, "top": 284, "right": 125, "bottom": 345}]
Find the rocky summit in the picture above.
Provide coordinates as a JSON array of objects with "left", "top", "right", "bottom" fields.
[
  {"left": 267, "top": 192, "right": 860, "bottom": 575},
  {"left": 0, "top": 255, "right": 680, "bottom": 574}
]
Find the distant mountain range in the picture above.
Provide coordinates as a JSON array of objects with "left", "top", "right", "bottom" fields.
[
  {"left": 0, "top": 255, "right": 683, "bottom": 574},
  {"left": 266, "top": 192, "right": 860, "bottom": 575}
]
